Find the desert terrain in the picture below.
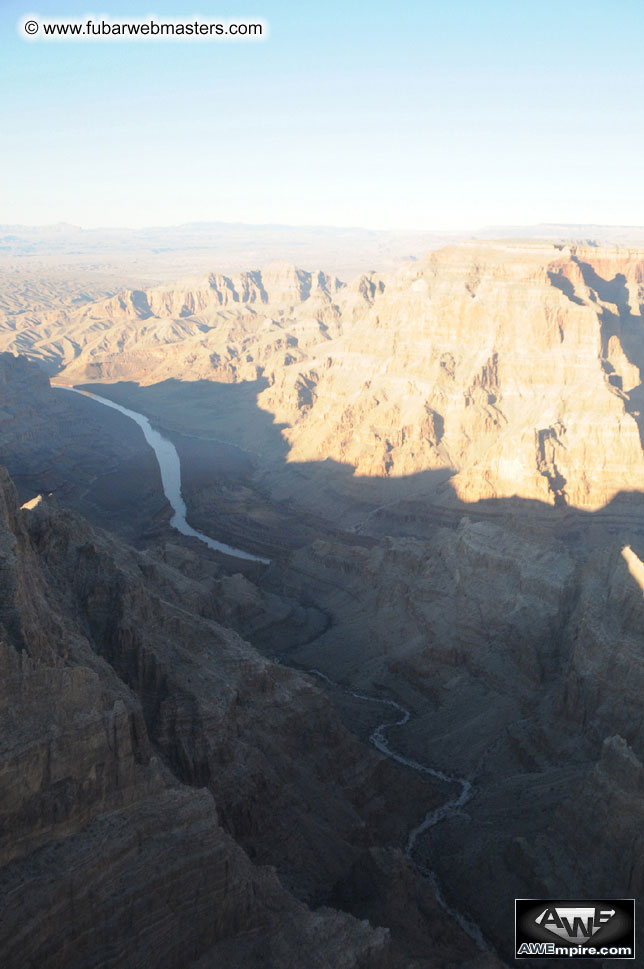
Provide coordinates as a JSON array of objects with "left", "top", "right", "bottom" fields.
[{"left": 2, "top": 234, "right": 643, "bottom": 966}]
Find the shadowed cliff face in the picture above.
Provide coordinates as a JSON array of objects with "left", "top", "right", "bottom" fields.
[
  {"left": 0, "top": 353, "right": 170, "bottom": 542},
  {"left": 0, "top": 456, "right": 508, "bottom": 969}
]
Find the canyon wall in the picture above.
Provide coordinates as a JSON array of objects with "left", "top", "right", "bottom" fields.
[{"left": 3, "top": 242, "right": 644, "bottom": 516}]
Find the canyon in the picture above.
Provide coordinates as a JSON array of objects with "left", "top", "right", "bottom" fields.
[{"left": 1, "top": 239, "right": 644, "bottom": 966}]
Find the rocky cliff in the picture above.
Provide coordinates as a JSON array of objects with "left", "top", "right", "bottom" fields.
[{"left": 0, "top": 458, "right": 503, "bottom": 968}]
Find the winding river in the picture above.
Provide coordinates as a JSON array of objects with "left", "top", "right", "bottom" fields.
[
  {"left": 309, "top": 668, "right": 489, "bottom": 952},
  {"left": 55, "top": 384, "right": 487, "bottom": 951},
  {"left": 54, "top": 386, "right": 270, "bottom": 564}
]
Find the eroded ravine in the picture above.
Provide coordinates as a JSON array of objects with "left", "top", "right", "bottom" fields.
[{"left": 308, "top": 668, "right": 490, "bottom": 952}]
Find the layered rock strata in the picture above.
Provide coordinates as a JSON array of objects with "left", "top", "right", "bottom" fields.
[{"left": 4, "top": 243, "right": 644, "bottom": 517}]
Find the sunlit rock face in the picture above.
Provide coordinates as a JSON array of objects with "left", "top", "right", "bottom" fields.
[
  {"left": 264, "top": 243, "right": 644, "bottom": 510},
  {"left": 6, "top": 241, "right": 644, "bottom": 512}
]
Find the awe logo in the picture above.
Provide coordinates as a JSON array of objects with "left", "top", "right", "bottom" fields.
[
  {"left": 534, "top": 906, "right": 616, "bottom": 944},
  {"left": 515, "top": 899, "right": 636, "bottom": 959}
]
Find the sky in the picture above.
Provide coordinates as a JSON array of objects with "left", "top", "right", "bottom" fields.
[{"left": 2, "top": 0, "right": 644, "bottom": 231}]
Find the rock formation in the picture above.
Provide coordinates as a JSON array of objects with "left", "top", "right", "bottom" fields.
[
  {"left": 0, "top": 451, "right": 502, "bottom": 967},
  {"left": 3, "top": 239, "right": 644, "bottom": 963},
  {"left": 4, "top": 241, "right": 644, "bottom": 519}
]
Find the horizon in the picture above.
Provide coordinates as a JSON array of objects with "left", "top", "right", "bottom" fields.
[{"left": 7, "top": 217, "right": 644, "bottom": 234}]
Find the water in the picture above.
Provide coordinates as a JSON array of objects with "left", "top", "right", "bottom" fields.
[
  {"left": 308, "top": 668, "right": 489, "bottom": 952},
  {"left": 54, "top": 386, "right": 270, "bottom": 564}
]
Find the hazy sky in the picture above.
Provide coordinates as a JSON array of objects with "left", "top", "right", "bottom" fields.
[{"left": 3, "top": 0, "right": 644, "bottom": 230}]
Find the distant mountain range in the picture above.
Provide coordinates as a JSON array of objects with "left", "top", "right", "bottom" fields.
[
  {"left": 3, "top": 221, "right": 644, "bottom": 280},
  {"left": 0, "top": 221, "right": 454, "bottom": 279}
]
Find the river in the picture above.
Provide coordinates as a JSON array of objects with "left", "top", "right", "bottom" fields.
[
  {"left": 54, "top": 386, "right": 270, "bottom": 564},
  {"left": 308, "top": 668, "right": 489, "bottom": 952}
]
